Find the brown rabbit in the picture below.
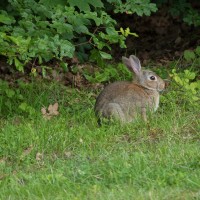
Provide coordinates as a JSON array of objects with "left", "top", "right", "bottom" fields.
[{"left": 94, "top": 55, "right": 165, "bottom": 123}]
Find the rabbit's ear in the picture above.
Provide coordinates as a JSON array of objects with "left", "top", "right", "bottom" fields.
[{"left": 122, "top": 55, "right": 141, "bottom": 76}]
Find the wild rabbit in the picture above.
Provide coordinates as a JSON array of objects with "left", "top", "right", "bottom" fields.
[{"left": 94, "top": 55, "right": 165, "bottom": 123}]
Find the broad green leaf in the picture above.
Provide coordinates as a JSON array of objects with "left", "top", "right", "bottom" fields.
[
  {"left": 6, "top": 89, "right": 15, "bottom": 98},
  {"left": 99, "top": 51, "right": 112, "bottom": 59},
  {"left": 19, "top": 102, "right": 28, "bottom": 111},
  {"left": 59, "top": 40, "right": 75, "bottom": 58},
  {"left": 184, "top": 70, "right": 196, "bottom": 80},
  {"left": 195, "top": 46, "right": 200, "bottom": 56},
  {"left": 39, "top": 0, "right": 67, "bottom": 7},
  {"left": 14, "top": 58, "right": 24, "bottom": 72},
  {"left": 184, "top": 50, "right": 196, "bottom": 61},
  {"left": 68, "top": 0, "right": 103, "bottom": 12},
  {"left": 84, "top": 12, "right": 101, "bottom": 26},
  {"left": 0, "top": 10, "right": 15, "bottom": 24},
  {"left": 106, "top": 27, "right": 117, "bottom": 35}
]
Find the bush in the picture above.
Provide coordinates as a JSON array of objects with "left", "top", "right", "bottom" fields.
[
  {"left": 156, "top": 0, "right": 200, "bottom": 27},
  {"left": 0, "top": 0, "right": 158, "bottom": 72}
]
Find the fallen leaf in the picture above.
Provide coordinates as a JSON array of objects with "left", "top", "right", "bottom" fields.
[
  {"left": 36, "top": 152, "right": 44, "bottom": 161},
  {"left": 64, "top": 151, "right": 72, "bottom": 158},
  {"left": 48, "top": 102, "right": 59, "bottom": 116},
  {"left": 0, "top": 174, "right": 8, "bottom": 180},
  {"left": 41, "top": 107, "right": 46, "bottom": 115},
  {"left": 41, "top": 102, "right": 59, "bottom": 119},
  {"left": 0, "top": 157, "right": 7, "bottom": 164}
]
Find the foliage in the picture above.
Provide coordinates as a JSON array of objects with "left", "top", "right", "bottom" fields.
[
  {"left": 183, "top": 46, "right": 200, "bottom": 64},
  {"left": 162, "top": 46, "right": 200, "bottom": 110},
  {"left": 118, "top": 27, "right": 139, "bottom": 37},
  {"left": 84, "top": 63, "right": 132, "bottom": 83},
  {"left": 0, "top": 0, "right": 158, "bottom": 72},
  {"left": 0, "top": 80, "right": 35, "bottom": 116},
  {"left": 170, "top": 0, "right": 200, "bottom": 27},
  {"left": 169, "top": 69, "right": 200, "bottom": 109},
  {"left": 107, "top": 0, "right": 157, "bottom": 16},
  {"left": 156, "top": 0, "right": 200, "bottom": 27}
]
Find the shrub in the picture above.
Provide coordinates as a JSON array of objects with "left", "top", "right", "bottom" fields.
[{"left": 0, "top": 0, "right": 158, "bottom": 72}]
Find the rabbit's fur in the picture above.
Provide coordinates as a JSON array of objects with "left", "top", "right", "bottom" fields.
[{"left": 94, "top": 55, "right": 165, "bottom": 123}]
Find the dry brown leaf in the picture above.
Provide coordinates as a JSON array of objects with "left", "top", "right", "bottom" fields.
[
  {"left": 0, "top": 174, "right": 8, "bottom": 180},
  {"left": 64, "top": 151, "right": 72, "bottom": 158},
  {"left": 36, "top": 152, "right": 44, "bottom": 161},
  {"left": 48, "top": 102, "right": 59, "bottom": 116},
  {"left": 0, "top": 157, "right": 7, "bottom": 163},
  {"left": 48, "top": 104, "right": 53, "bottom": 112},
  {"left": 41, "top": 102, "right": 59, "bottom": 119},
  {"left": 41, "top": 107, "right": 46, "bottom": 115}
]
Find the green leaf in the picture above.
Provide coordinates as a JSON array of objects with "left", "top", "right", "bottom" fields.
[
  {"left": 195, "top": 46, "right": 200, "bottom": 56},
  {"left": 184, "top": 70, "right": 196, "bottom": 80},
  {"left": 60, "top": 62, "right": 68, "bottom": 72},
  {"left": 19, "top": 102, "right": 28, "bottom": 111},
  {"left": 59, "top": 40, "right": 75, "bottom": 58},
  {"left": 68, "top": 0, "right": 103, "bottom": 12},
  {"left": 99, "top": 51, "right": 112, "bottom": 59},
  {"left": 0, "top": 11, "right": 15, "bottom": 24},
  {"left": 183, "top": 50, "right": 196, "bottom": 61},
  {"left": 84, "top": 12, "right": 101, "bottom": 26},
  {"left": 14, "top": 58, "right": 24, "bottom": 72},
  {"left": 106, "top": 27, "right": 117, "bottom": 35},
  {"left": 6, "top": 89, "right": 15, "bottom": 98}
]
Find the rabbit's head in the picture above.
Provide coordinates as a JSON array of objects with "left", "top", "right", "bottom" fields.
[{"left": 122, "top": 55, "right": 165, "bottom": 92}]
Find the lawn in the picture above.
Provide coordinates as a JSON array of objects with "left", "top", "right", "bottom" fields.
[{"left": 0, "top": 80, "right": 200, "bottom": 200}]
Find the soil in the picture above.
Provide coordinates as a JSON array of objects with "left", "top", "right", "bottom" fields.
[{"left": 114, "top": 6, "right": 200, "bottom": 64}]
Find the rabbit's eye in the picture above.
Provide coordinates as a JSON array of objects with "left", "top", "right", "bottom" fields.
[{"left": 150, "top": 76, "right": 156, "bottom": 80}]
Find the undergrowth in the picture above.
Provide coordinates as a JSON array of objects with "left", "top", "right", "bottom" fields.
[{"left": 0, "top": 75, "right": 199, "bottom": 199}]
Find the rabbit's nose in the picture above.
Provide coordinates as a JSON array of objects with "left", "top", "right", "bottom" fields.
[{"left": 158, "top": 81, "right": 165, "bottom": 92}]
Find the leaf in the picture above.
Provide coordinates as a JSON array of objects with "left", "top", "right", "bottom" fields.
[
  {"left": 41, "top": 107, "right": 47, "bottom": 115},
  {"left": 68, "top": 0, "right": 103, "bottom": 11},
  {"left": 195, "top": 46, "right": 200, "bottom": 56},
  {"left": 36, "top": 152, "right": 44, "bottom": 161},
  {"left": 184, "top": 70, "right": 196, "bottom": 80},
  {"left": 59, "top": 39, "right": 75, "bottom": 59},
  {"left": 183, "top": 50, "right": 196, "bottom": 61},
  {"left": 0, "top": 11, "right": 15, "bottom": 24},
  {"left": 14, "top": 58, "right": 24, "bottom": 72},
  {"left": 19, "top": 102, "right": 28, "bottom": 111},
  {"left": 5, "top": 89, "right": 15, "bottom": 98},
  {"left": 60, "top": 62, "right": 68, "bottom": 72},
  {"left": 48, "top": 102, "right": 59, "bottom": 116},
  {"left": 39, "top": 0, "right": 67, "bottom": 7},
  {"left": 99, "top": 51, "right": 112, "bottom": 59},
  {"left": 64, "top": 151, "right": 72, "bottom": 158},
  {"left": 41, "top": 103, "right": 59, "bottom": 120}
]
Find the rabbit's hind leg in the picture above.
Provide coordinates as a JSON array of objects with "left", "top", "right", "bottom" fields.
[{"left": 106, "top": 103, "right": 126, "bottom": 123}]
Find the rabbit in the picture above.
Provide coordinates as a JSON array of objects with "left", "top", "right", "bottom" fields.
[{"left": 94, "top": 55, "right": 165, "bottom": 123}]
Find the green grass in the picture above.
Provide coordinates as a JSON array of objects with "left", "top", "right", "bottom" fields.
[{"left": 0, "top": 80, "right": 200, "bottom": 200}]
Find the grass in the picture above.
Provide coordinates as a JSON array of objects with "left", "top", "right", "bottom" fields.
[{"left": 0, "top": 80, "right": 200, "bottom": 200}]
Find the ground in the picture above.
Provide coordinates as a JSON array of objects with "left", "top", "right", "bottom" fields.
[{"left": 0, "top": 8, "right": 200, "bottom": 200}]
